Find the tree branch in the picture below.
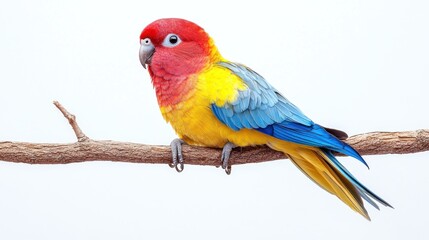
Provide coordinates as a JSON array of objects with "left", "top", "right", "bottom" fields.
[{"left": 0, "top": 101, "right": 428, "bottom": 166}]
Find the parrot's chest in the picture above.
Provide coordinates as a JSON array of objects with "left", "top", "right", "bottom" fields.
[
  {"left": 160, "top": 96, "right": 271, "bottom": 148},
  {"left": 160, "top": 99, "right": 231, "bottom": 147},
  {"left": 152, "top": 65, "right": 270, "bottom": 148}
]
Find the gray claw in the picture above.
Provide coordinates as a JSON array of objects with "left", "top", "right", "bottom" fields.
[
  {"left": 221, "top": 142, "right": 236, "bottom": 175},
  {"left": 170, "top": 138, "right": 185, "bottom": 172}
]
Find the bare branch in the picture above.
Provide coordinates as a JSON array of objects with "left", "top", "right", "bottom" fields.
[
  {"left": 0, "top": 101, "right": 428, "bottom": 166},
  {"left": 0, "top": 130, "right": 428, "bottom": 166}
]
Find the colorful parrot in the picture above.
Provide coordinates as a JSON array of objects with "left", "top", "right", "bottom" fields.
[{"left": 139, "top": 18, "right": 392, "bottom": 219}]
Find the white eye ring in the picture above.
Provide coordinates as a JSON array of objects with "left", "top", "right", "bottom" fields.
[
  {"left": 162, "top": 33, "right": 182, "bottom": 47},
  {"left": 141, "top": 38, "right": 151, "bottom": 45}
]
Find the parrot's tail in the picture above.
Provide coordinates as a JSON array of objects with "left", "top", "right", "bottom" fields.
[{"left": 269, "top": 140, "right": 392, "bottom": 220}]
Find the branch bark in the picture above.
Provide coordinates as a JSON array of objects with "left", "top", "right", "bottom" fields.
[{"left": 0, "top": 101, "right": 428, "bottom": 166}]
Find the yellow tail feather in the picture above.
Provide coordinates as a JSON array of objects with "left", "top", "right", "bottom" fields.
[{"left": 269, "top": 140, "right": 371, "bottom": 220}]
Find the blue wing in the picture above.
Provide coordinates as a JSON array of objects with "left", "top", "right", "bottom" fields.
[{"left": 212, "top": 61, "right": 368, "bottom": 167}]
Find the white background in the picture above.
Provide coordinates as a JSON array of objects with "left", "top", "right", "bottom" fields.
[{"left": 1, "top": 0, "right": 428, "bottom": 239}]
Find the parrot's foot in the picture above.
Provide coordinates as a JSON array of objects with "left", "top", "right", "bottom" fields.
[
  {"left": 221, "top": 142, "right": 236, "bottom": 175},
  {"left": 170, "top": 138, "right": 185, "bottom": 172}
]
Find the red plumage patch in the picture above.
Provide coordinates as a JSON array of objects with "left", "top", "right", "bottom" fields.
[
  {"left": 140, "top": 18, "right": 209, "bottom": 46},
  {"left": 140, "top": 18, "right": 215, "bottom": 106}
]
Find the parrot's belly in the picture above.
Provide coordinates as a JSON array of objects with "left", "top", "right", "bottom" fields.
[{"left": 160, "top": 102, "right": 270, "bottom": 148}]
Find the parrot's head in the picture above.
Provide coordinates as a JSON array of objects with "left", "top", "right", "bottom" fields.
[{"left": 139, "top": 18, "right": 222, "bottom": 78}]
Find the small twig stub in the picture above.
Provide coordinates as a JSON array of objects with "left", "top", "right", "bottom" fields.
[{"left": 53, "top": 101, "right": 89, "bottom": 142}]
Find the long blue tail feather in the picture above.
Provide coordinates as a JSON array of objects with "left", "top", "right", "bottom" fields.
[{"left": 322, "top": 150, "right": 393, "bottom": 208}]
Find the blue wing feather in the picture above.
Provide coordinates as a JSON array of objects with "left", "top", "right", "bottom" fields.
[{"left": 211, "top": 61, "right": 368, "bottom": 167}]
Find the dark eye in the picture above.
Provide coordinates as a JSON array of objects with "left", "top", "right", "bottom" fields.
[
  {"left": 141, "top": 38, "right": 151, "bottom": 45},
  {"left": 169, "top": 35, "right": 178, "bottom": 44},
  {"left": 162, "top": 33, "right": 182, "bottom": 47}
]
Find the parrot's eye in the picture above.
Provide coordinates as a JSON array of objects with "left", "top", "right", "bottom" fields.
[
  {"left": 162, "top": 33, "right": 182, "bottom": 47},
  {"left": 141, "top": 38, "right": 151, "bottom": 45}
]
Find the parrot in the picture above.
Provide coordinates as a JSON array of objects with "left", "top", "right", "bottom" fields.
[{"left": 139, "top": 18, "right": 392, "bottom": 220}]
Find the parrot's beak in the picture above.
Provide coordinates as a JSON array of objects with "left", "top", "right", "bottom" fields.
[{"left": 139, "top": 39, "right": 155, "bottom": 69}]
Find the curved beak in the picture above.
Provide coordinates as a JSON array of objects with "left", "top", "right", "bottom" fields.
[{"left": 139, "top": 40, "right": 155, "bottom": 69}]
